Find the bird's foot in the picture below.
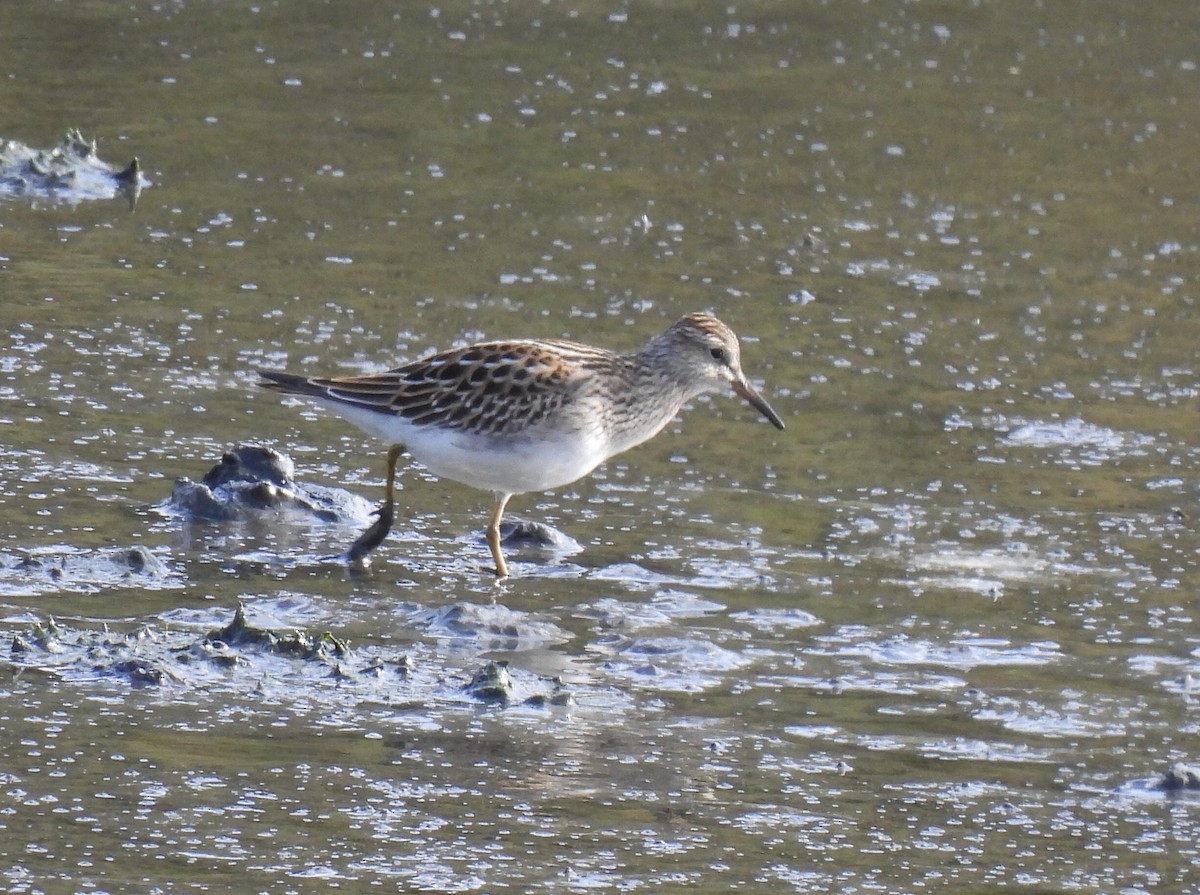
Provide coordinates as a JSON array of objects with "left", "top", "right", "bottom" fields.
[{"left": 346, "top": 501, "right": 395, "bottom": 563}]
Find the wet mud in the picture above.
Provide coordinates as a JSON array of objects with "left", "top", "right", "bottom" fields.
[
  {"left": 0, "top": 544, "right": 177, "bottom": 597},
  {"left": 5, "top": 604, "right": 572, "bottom": 709}
]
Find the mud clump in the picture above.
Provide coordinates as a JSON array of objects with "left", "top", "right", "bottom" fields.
[
  {"left": 167, "top": 445, "right": 374, "bottom": 526},
  {"left": 465, "top": 660, "right": 517, "bottom": 704},
  {"left": 0, "top": 128, "right": 150, "bottom": 207},
  {"left": 1157, "top": 763, "right": 1200, "bottom": 792},
  {"left": 203, "top": 603, "right": 350, "bottom": 662},
  {"left": 5, "top": 608, "right": 574, "bottom": 711},
  {"left": 0, "top": 545, "right": 174, "bottom": 596},
  {"left": 463, "top": 659, "right": 574, "bottom": 708}
]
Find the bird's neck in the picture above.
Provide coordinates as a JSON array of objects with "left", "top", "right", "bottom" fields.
[{"left": 597, "top": 352, "right": 697, "bottom": 454}]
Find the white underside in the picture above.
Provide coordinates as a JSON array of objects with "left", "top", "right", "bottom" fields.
[{"left": 300, "top": 397, "right": 614, "bottom": 495}]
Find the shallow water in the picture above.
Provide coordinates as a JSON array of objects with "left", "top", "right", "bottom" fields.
[{"left": 3, "top": 1, "right": 1200, "bottom": 892}]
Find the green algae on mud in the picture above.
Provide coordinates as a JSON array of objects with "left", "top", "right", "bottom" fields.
[
  {"left": 203, "top": 602, "right": 351, "bottom": 662},
  {"left": 463, "top": 659, "right": 575, "bottom": 708}
]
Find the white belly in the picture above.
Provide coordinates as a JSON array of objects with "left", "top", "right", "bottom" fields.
[{"left": 306, "top": 398, "right": 611, "bottom": 495}]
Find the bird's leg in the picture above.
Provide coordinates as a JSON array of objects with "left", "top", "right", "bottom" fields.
[
  {"left": 347, "top": 443, "right": 405, "bottom": 563},
  {"left": 485, "top": 493, "right": 512, "bottom": 578}
]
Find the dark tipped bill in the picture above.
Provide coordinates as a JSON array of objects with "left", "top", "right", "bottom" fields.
[{"left": 733, "top": 379, "right": 785, "bottom": 430}]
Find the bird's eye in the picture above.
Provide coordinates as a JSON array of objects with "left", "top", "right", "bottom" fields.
[{"left": 709, "top": 347, "right": 727, "bottom": 363}]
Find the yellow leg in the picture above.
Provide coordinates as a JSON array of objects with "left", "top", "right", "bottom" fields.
[
  {"left": 347, "top": 443, "right": 406, "bottom": 563},
  {"left": 486, "top": 493, "right": 512, "bottom": 578}
]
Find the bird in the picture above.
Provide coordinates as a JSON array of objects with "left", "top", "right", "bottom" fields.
[{"left": 257, "top": 311, "right": 784, "bottom": 577}]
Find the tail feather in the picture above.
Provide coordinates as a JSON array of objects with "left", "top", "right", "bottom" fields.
[
  {"left": 257, "top": 368, "right": 400, "bottom": 416},
  {"left": 257, "top": 369, "right": 328, "bottom": 398}
]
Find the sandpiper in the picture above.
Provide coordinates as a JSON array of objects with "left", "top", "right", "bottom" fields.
[{"left": 258, "top": 312, "right": 784, "bottom": 577}]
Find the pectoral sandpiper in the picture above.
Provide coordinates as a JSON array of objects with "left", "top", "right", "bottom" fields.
[{"left": 258, "top": 312, "right": 784, "bottom": 577}]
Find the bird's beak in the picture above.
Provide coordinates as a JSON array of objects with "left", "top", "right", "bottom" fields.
[{"left": 733, "top": 378, "right": 785, "bottom": 430}]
